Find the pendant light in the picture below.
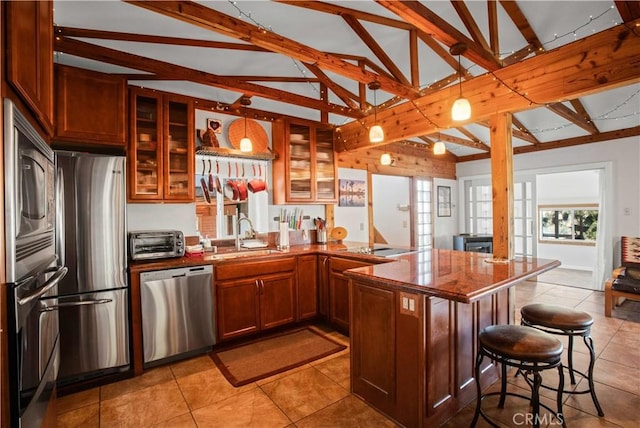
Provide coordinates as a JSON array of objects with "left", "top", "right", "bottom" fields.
[
  {"left": 450, "top": 43, "right": 471, "bottom": 121},
  {"left": 433, "top": 133, "right": 446, "bottom": 155},
  {"left": 380, "top": 153, "right": 392, "bottom": 165},
  {"left": 368, "top": 81, "right": 384, "bottom": 143},
  {"left": 239, "top": 96, "right": 253, "bottom": 152}
]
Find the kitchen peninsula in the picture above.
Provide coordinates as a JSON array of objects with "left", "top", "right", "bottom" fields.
[
  {"left": 129, "top": 243, "right": 559, "bottom": 428},
  {"left": 343, "top": 249, "right": 560, "bottom": 427}
]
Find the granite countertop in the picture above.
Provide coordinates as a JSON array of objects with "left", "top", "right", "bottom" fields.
[
  {"left": 343, "top": 248, "right": 560, "bottom": 303},
  {"left": 129, "top": 243, "right": 560, "bottom": 303}
]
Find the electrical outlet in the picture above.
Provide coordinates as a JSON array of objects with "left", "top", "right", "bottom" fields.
[
  {"left": 402, "top": 220, "right": 407, "bottom": 228},
  {"left": 402, "top": 296, "right": 409, "bottom": 310},
  {"left": 624, "top": 207, "right": 631, "bottom": 216},
  {"left": 408, "top": 298, "right": 415, "bottom": 312},
  {"left": 360, "top": 222, "right": 364, "bottom": 231}
]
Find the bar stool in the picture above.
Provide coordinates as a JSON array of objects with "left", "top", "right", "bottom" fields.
[
  {"left": 520, "top": 303, "right": 604, "bottom": 416},
  {"left": 471, "top": 324, "right": 565, "bottom": 428}
]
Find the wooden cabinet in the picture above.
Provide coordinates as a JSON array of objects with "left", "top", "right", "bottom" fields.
[
  {"left": 350, "top": 277, "right": 509, "bottom": 427},
  {"left": 6, "top": 0, "right": 54, "bottom": 136},
  {"left": 215, "top": 257, "right": 297, "bottom": 341},
  {"left": 272, "top": 119, "right": 337, "bottom": 204},
  {"left": 297, "top": 255, "right": 318, "bottom": 320},
  {"left": 327, "top": 257, "right": 372, "bottom": 333},
  {"left": 128, "top": 88, "right": 194, "bottom": 202},
  {"left": 54, "top": 65, "right": 126, "bottom": 147}
]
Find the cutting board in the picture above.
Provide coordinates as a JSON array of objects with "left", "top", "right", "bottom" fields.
[{"left": 228, "top": 118, "right": 268, "bottom": 152}]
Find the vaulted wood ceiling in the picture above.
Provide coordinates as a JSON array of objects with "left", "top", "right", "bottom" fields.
[{"left": 53, "top": 1, "right": 640, "bottom": 161}]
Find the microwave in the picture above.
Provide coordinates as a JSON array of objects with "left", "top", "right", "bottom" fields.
[
  {"left": 129, "top": 230, "right": 185, "bottom": 260},
  {"left": 4, "top": 98, "right": 57, "bottom": 282}
]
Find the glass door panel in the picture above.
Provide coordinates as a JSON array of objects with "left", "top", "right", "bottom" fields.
[
  {"left": 289, "top": 124, "right": 311, "bottom": 199},
  {"left": 166, "top": 100, "right": 189, "bottom": 198},
  {"left": 134, "top": 95, "right": 161, "bottom": 196},
  {"left": 315, "top": 127, "right": 335, "bottom": 200}
]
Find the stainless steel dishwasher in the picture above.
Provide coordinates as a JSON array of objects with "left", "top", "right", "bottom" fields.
[{"left": 140, "top": 265, "right": 215, "bottom": 366}]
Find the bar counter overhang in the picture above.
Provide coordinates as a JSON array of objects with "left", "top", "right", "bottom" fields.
[{"left": 343, "top": 249, "right": 561, "bottom": 428}]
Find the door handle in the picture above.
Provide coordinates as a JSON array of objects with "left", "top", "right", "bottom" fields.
[
  {"left": 41, "top": 298, "right": 113, "bottom": 312},
  {"left": 18, "top": 266, "right": 68, "bottom": 306}
]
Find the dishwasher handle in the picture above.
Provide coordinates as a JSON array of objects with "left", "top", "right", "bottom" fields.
[{"left": 140, "top": 265, "right": 213, "bottom": 282}]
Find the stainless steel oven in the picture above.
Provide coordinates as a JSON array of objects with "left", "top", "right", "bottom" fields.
[{"left": 4, "top": 98, "right": 67, "bottom": 427}]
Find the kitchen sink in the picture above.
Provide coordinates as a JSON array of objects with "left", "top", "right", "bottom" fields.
[{"left": 205, "top": 249, "right": 282, "bottom": 261}]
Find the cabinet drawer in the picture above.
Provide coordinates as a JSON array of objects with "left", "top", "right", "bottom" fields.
[
  {"left": 215, "top": 257, "right": 296, "bottom": 281},
  {"left": 330, "top": 257, "right": 371, "bottom": 273}
]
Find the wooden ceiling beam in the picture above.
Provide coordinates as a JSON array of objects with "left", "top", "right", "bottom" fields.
[
  {"left": 615, "top": 1, "right": 640, "bottom": 22},
  {"left": 488, "top": 1, "right": 499, "bottom": 55},
  {"left": 458, "top": 125, "right": 640, "bottom": 161},
  {"left": 55, "top": 26, "right": 268, "bottom": 51},
  {"left": 377, "top": 0, "right": 502, "bottom": 71},
  {"left": 125, "top": 0, "right": 419, "bottom": 99},
  {"left": 409, "top": 29, "right": 420, "bottom": 87},
  {"left": 336, "top": 21, "right": 640, "bottom": 150},
  {"left": 499, "top": 0, "right": 544, "bottom": 52},
  {"left": 302, "top": 62, "right": 360, "bottom": 110},
  {"left": 55, "top": 36, "right": 363, "bottom": 118},
  {"left": 275, "top": 0, "right": 415, "bottom": 30},
  {"left": 455, "top": 127, "right": 491, "bottom": 151},
  {"left": 546, "top": 102, "right": 599, "bottom": 134},
  {"left": 438, "top": 131, "right": 490, "bottom": 151},
  {"left": 452, "top": 0, "right": 492, "bottom": 55},
  {"left": 510, "top": 117, "right": 540, "bottom": 145},
  {"left": 341, "top": 14, "right": 410, "bottom": 86}
]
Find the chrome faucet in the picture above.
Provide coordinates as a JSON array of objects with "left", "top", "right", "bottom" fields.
[{"left": 236, "top": 216, "right": 256, "bottom": 250}]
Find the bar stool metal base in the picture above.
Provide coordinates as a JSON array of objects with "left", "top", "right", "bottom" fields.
[
  {"left": 521, "top": 304, "right": 604, "bottom": 417},
  {"left": 471, "top": 325, "right": 566, "bottom": 428}
]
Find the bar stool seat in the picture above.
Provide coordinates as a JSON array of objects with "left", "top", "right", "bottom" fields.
[
  {"left": 521, "top": 303, "right": 604, "bottom": 417},
  {"left": 471, "top": 324, "right": 566, "bottom": 428}
]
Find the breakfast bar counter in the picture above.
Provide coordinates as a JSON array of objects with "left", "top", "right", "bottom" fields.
[{"left": 342, "top": 249, "right": 560, "bottom": 428}]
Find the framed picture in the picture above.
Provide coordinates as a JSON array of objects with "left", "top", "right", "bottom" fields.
[
  {"left": 339, "top": 179, "right": 366, "bottom": 207},
  {"left": 206, "top": 118, "right": 223, "bottom": 133},
  {"left": 437, "top": 186, "right": 451, "bottom": 217}
]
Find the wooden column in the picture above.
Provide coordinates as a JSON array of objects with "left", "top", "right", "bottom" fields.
[{"left": 489, "top": 113, "right": 514, "bottom": 259}]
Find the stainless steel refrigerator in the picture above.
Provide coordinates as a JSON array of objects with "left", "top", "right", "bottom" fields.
[{"left": 45, "top": 151, "right": 130, "bottom": 385}]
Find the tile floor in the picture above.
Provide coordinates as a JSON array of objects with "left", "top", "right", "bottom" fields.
[{"left": 57, "top": 274, "right": 640, "bottom": 427}]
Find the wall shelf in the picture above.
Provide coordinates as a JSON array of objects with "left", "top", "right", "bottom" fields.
[{"left": 196, "top": 147, "right": 275, "bottom": 161}]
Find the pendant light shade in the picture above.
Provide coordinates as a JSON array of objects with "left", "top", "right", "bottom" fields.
[
  {"left": 368, "top": 81, "right": 384, "bottom": 143},
  {"left": 433, "top": 141, "right": 446, "bottom": 155},
  {"left": 380, "top": 152, "right": 392, "bottom": 165},
  {"left": 450, "top": 43, "right": 471, "bottom": 121},
  {"left": 452, "top": 97, "right": 471, "bottom": 121},
  {"left": 239, "top": 96, "right": 252, "bottom": 152},
  {"left": 369, "top": 125, "right": 384, "bottom": 143}
]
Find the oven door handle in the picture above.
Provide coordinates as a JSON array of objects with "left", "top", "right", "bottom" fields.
[
  {"left": 17, "top": 266, "right": 68, "bottom": 306},
  {"left": 41, "top": 298, "right": 112, "bottom": 312}
]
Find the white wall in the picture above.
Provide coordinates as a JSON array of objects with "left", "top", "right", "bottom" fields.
[
  {"left": 456, "top": 137, "right": 640, "bottom": 266},
  {"left": 127, "top": 203, "right": 198, "bottom": 236},
  {"left": 372, "top": 174, "right": 410, "bottom": 247},
  {"left": 335, "top": 168, "right": 369, "bottom": 243},
  {"left": 433, "top": 177, "right": 458, "bottom": 249}
]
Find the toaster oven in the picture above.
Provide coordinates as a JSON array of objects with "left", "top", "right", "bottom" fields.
[{"left": 129, "top": 230, "right": 185, "bottom": 260}]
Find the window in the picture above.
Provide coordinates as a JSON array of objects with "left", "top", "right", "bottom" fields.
[
  {"left": 539, "top": 205, "right": 598, "bottom": 243},
  {"left": 416, "top": 178, "right": 433, "bottom": 249},
  {"left": 465, "top": 181, "right": 492, "bottom": 235}
]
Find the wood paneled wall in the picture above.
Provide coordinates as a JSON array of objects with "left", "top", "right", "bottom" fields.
[{"left": 336, "top": 142, "right": 456, "bottom": 179}]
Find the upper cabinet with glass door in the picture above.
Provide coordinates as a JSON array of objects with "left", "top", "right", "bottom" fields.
[
  {"left": 128, "top": 88, "right": 194, "bottom": 202},
  {"left": 272, "top": 119, "right": 337, "bottom": 204}
]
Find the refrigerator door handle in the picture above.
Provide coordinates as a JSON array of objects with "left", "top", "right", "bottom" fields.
[
  {"left": 56, "top": 166, "right": 65, "bottom": 267},
  {"left": 41, "top": 298, "right": 113, "bottom": 312},
  {"left": 18, "top": 266, "right": 68, "bottom": 306}
]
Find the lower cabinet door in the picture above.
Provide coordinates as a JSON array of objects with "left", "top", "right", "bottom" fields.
[
  {"left": 216, "top": 279, "right": 260, "bottom": 341},
  {"left": 260, "top": 272, "right": 296, "bottom": 330}
]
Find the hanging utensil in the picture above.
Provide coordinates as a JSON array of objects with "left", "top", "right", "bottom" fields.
[
  {"left": 200, "top": 177, "right": 211, "bottom": 203},
  {"left": 242, "top": 162, "right": 245, "bottom": 177},
  {"left": 235, "top": 161, "right": 239, "bottom": 177},
  {"left": 227, "top": 161, "right": 231, "bottom": 177},
  {"left": 216, "top": 158, "right": 220, "bottom": 174},
  {"left": 208, "top": 159, "right": 214, "bottom": 192}
]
